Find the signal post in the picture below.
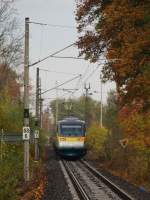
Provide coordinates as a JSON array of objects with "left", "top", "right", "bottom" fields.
[{"left": 23, "top": 17, "right": 30, "bottom": 182}]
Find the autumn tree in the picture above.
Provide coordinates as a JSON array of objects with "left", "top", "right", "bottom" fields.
[
  {"left": 0, "top": 2, "right": 23, "bottom": 131},
  {"left": 42, "top": 108, "right": 53, "bottom": 132},
  {"left": 76, "top": 0, "right": 150, "bottom": 110},
  {"left": 0, "top": 64, "right": 21, "bottom": 103},
  {"left": 76, "top": 1, "right": 150, "bottom": 188},
  {"left": 0, "top": 2, "right": 22, "bottom": 66}
]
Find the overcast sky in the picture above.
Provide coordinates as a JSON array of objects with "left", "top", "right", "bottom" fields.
[{"left": 13, "top": 0, "right": 115, "bottom": 111}]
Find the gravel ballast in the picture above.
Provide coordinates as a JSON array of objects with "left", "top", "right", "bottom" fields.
[
  {"left": 41, "top": 146, "right": 150, "bottom": 200},
  {"left": 41, "top": 146, "right": 72, "bottom": 200},
  {"left": 85, "top": 159, "right": 150, "bottom": 200}
]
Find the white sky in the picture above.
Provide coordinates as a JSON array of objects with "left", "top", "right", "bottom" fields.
[{"left": 13, "top": 0, "right": 115, "bottom": 111}]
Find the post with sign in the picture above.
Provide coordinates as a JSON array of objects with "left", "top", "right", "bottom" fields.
[{"left": 23, "top": 17, "right": 30, "bottom": 182}]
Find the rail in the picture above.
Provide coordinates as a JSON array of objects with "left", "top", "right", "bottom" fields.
[
  {"left": 62, "top": 160, "right": 90, "bottom": 200},
  {"left": 80, "top": 160, "right": 134, "bottom": 200}
]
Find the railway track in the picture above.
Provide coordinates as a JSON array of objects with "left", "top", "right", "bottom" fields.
[
  {"left": 60, "top": 160, "right": 90, "bottom": 200},
  {"left": 60, "top": 159, "right": 134, "bottom": 200},
  {"left": 80, "top": 160, "right": 134, "bottom": 200}
]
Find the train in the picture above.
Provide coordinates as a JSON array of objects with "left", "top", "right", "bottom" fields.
[{"left": 53, "top": 117, "right": 86, "bottom": 158}]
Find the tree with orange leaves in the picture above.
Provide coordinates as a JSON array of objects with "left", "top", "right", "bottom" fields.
[
  {"left": 76, "top": 0, "right": 150, "bottom": 110},
  {"left": 76, "top": 1, "right": 150, "bottom": 188}
]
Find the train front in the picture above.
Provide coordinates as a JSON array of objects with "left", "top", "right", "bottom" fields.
[{"left": 56, "top": 118, "right": 86, "bottom": 158}]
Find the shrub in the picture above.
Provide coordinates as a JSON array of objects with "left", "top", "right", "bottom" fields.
[
  {"left": 86, "top": 123, "right": 108, "bottom": 159},
  {"left": 0, "top": 144, "right": 23, "bottom": 200}
]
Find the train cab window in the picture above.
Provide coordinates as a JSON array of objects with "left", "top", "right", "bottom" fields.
[{"left": 60, "top": 124, "right": 85, "bottom": 137}]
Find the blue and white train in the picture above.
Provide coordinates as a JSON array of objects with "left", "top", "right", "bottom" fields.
[{"left": 54, "top": 117, "right": 86, "bottom": 157}]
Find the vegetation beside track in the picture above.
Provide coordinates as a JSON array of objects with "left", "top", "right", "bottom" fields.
[
  {"left": 0, "top": 0, "right": 149, "bottom": 198},
  {"left": 0, "top": 74, "right": 47, "bottom": 199},
  {"left": 85, "top": 123, "right": 108, "bottom": 159},
  {"left": 86, "top": 92, "right": 150, "bottom": 191},
  {"left": 0, "top": 3, "right": 49, "bottom": 199},
  {"left": 76, "top": 0, "right": 150, "bottom": 192},
  {"left": 0, "top": 132, "right": 47, "bottom": 200}
]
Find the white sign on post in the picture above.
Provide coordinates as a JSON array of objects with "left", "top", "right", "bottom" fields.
[
  {"left": 119, "top": 138, "right": 129, "bottom": 148},
  {"left": 23, "top": 127, "right": 30, "bottom": 140},
  {"left": 34, "top": 130, "right": 39, "bottom": 139}
]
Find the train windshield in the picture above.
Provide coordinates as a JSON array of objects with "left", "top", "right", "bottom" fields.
[{"left": 60, "top": 124, "right": 85, "bottom": 137}]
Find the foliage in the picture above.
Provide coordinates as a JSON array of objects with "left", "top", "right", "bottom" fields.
[
  {"left": 0, "top": 2, "right": 46, "bottom": 199},
  {"left": 83, "top": 89, "right": 150, "bottom": 189},
  {"left": 0, "top": 145, "right": 23, "bottom": 200},
  {"left": 102, "top": 90, "right": 122, "bottom": 160},
  {"left": 119, "top": 109, "right": 150, "bottom": 149},
  {"left": 86, "top": 123, "right": 108, "bottom": 159},
  {"left": 103, "top": 90, "right": 118, "bottom": 129},
  {"left": 76, "top": 1, "right": 150, "bottom": 189},
  {"left": 50, "top": 96, "right": 102, "bottom": 126},
  {"left": 0, "top": 85, "right": 23, "bottom": 132},
  {"left": 39, "top": 129, "right": 48, "bottom": 159},
  {"left": 0, "top": 64, "right": 21, "bottom": 95},
  {"left": 0, "top": 2, "right": 23, "bottom": 66},
  {"left": 76, "top": 0, "right": 150, "bottom": 110}
]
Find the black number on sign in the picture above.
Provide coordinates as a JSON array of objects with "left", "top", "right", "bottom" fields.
[{"left": 24, "top": 127, "right": 30, "bottom": 134}]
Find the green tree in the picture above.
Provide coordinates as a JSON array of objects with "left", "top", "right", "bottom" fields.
[
  {"left": 86, "top": 123, "right": 108, "bottom": 159},
  {"left": 50, "top": 96, "right": 102, "bottom": 126},
  {"left": 103, "top": 90, "right": 118, "bottom": 129},
  {"left": 103, "top": 90, "right": 122, "bottom": 160}
]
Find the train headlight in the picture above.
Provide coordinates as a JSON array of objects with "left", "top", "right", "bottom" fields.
[{"left": 59, "top": 137, "right": 66, "bottom": 141}]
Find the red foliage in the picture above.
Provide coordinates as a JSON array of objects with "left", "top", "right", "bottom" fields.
[{"left": 0, "top": 64, "right": 21, "bottom": 103}]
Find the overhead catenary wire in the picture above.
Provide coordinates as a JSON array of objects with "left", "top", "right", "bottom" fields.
[
  {"left": 27, "top": 20, "right": 108, "bottom": 103},
  {"left": 39, "top": 64, "right": 105, "bottom": 103},
  {"left": 39, "top": 64, "right": 93, "bottom": 99},
  {"left": 29, "top": 41, "right": 107, "bottom": 67},
  {"left": 69, "top": 75, "right": 82, "bottom": 99},
  {"left": 29, "top": 42, "right": 75, "bottom": 67},
  {"left": 72, "top": 65, "right": 90, "bottom": 96},
  {"left": 39, "top": 68, "right": 79, "bottom": 76},
  {"left": 81, "top": 64, "right": 90, "bottom": 80},
  {"left": 29, "top": 21, "right": 75, "bottom": 29},
  {"left": 84, "top": 64, "right": 103, "bottom": 83},
  {"left": 70, "top": 64, "right": 102, "bottom": 97},
  {"left": 39, "top": 25, "right": 44, "bottom": 60},
  {"left": 80, "top": 65, "right": 103, "bottom": 96},
  {"left": 50, "top": 55, "right": 106, "bottom": 61},
  {"left": 25, "top": 20, "right": 110, "bottom": 108},
  {"left": 50, "top": 55, "right": 85, "bottom": 60},
  {"left": 41, "top": 74, "right": 82, "bottom": 95},
  {"left": 69, "top": 64, "right": 91, "bottom": 98}
]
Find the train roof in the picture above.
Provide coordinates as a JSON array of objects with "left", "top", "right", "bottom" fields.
[{"left": 58, "top": 117, "right": 85, "bottom": 124}]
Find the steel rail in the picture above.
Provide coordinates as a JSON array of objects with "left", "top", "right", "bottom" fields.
[
  {"left": 80, "top": 160, "right": 135, "bottom": 200},
  {"left": 62, "top": 160, "right": 90, "bottom": 200}
]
